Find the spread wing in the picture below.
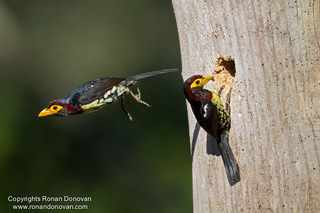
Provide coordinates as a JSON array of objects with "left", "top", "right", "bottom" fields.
[{"left": 76, "top": 77, "right": 125, "bottom": 105}]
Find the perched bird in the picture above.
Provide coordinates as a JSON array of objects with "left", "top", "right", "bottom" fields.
[
  {"left": 39, "top": 69, "right": 178, "bottom": 120},
  {"left": 183, "top": 75, "right": 240, "bottom": 186}
]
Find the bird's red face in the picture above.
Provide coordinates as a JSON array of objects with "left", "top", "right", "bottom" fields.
[
  {"left": 38, "top": 101, "right": 76, "bottom": 117},
  {"left": 183, "top": 75, "right": 214, "bottom": 102}
]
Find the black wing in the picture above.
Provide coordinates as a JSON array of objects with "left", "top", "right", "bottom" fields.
[
  {"left": 199, "top": 101, "right": 220, "bottom": 140},
  {"left": 76, "top": 77, "right": 125, "bottom": 105}
]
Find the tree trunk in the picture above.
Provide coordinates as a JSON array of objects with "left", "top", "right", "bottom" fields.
[{"left": 172, "top": 0, "right": 320, "bottom": 212}]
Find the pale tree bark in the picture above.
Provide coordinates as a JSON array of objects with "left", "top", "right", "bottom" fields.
[{"left": 172, "top": 0, "right": 320, "bottom": 212}]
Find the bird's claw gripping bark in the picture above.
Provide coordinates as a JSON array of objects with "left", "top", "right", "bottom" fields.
[
  {"left": 217, "top": 85, "right": 232, "bottom": 114},
  {"left": 225, "top": 88, "right": 232, "bottom": 114},
  {"left": 218, "top": 85, "right": 225, "bottom": 96}
]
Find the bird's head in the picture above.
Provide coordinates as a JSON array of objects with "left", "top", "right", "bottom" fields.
[
  {"left": 38, "top": 101, "right": 76, "bottom": 117},
  {"left": 183, "top": 75, "right": 214, "bottom": 102}
]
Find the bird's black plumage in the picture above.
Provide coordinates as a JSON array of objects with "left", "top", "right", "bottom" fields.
[{"left": 77, "top": 77, "right": 125, "bottom": 105}]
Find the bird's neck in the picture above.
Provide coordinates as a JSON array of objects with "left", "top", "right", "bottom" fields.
[
  {"left": 185, "top": 88, "right": 212, "bottom": 103},
  {"left": 55, "top": 97, "right": 82, "bottom": 115}
]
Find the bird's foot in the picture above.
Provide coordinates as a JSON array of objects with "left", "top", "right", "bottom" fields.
[
  {"left": 129, "top": 88, "right": 151, "bottom": 107},
  {"left": 218, "top": 85, "right": 225, "bottom": 96},
  {"left": 121, "top": 98, "right": 134, "bottom": 121},
  {"left": 225, "top": 87, "right": 232, "bottom": 114}
]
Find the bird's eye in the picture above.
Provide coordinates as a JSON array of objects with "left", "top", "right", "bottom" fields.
[
  {"left": 195, "top": 80, "right": 200, "bottom": 85},
  {"left": 50, "top": 105, "right": 63, "bottom": 112}
]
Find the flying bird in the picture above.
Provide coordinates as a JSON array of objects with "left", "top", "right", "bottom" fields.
[{"left": 39, "top": 69, "right": 178, "bottom": 120}]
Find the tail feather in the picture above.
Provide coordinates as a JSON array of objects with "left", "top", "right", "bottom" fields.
[
  {"left": 219, "top": 130, "right": 240, "bottom": 186},
  {"left": 127, "top": 69, "right": 179, "bottom": 81}
]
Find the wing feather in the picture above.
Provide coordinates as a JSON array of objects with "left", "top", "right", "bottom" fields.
[{"left": 76, "top": 77, "right": 125, "bottom": 105}]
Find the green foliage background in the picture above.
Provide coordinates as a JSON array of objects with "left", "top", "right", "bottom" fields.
[{"left": 0, "top": 0, "right": 192, "bottom": 212}]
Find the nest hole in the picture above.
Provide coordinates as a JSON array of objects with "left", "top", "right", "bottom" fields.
[{"left": 212, "top": 55, "right": 236, "bottom": 100}]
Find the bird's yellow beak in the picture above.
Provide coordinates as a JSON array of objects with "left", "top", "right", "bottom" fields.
[
  {"left": 201, "top": 75, "right": 214, "bottom": 86},
  {"left": 38, "top": 108, "right": 55, "bottom": 117}
]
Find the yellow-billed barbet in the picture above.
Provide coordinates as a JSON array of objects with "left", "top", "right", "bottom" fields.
[
  {"left": 39, "top": 69, "right": 178, "bottom": 120},
  {"left": 183, "top": 75, "right": 240, "bottom": 186}
]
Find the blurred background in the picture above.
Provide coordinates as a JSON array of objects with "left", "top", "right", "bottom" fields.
[{"left": 0, "top": 0, "right": 192, "bottom": 212}]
